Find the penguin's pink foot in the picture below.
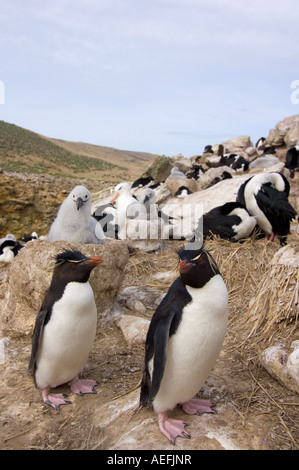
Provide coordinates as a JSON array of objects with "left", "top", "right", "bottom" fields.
[
  {"left": 265, "top": 232, "right": 275, "bottom": 242},
  {"left": 42, "top": 388, "right": 71, "bottom": 410},
  {"left": 158, "top": 411, "right": 190, "bottom": 445},
  {"left": 68, "top": 377, "right": 98, "bottom": 395},
  {"left": 181, "top": 398, "right": 215, "bottom": 415}
]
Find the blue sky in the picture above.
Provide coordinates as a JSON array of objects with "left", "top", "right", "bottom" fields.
[{"left": 1, "top": 0, "right": 299, "bottom": 157}]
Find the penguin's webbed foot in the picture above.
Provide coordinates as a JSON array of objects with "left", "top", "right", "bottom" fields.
[
  {"left": 69, "top": 377, "right": 98, "bottom": 395},
  {"left": 42, "top": 390, "right": 72, "bottom": 410},
  {"left": 158, "top": 411, "right": 190, "bottom": 445},
  {"left": 181, "top": 398, "right": 215, "bottom": 415}
]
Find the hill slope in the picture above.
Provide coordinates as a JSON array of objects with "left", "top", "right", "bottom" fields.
[{"left": 0, "top": 121, "right": 157, "bottom": 182}]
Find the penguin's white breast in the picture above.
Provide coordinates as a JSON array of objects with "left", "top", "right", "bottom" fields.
[
  {"left": 35, "top": 282, "right": 97, "bottom": 389},
  {"left": 152, "top": 274, "right": 228, "bottom": 413}
]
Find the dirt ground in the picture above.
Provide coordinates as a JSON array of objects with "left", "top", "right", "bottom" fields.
[{"left": 1, "top": 231, "right": 299, "bottom": 452}]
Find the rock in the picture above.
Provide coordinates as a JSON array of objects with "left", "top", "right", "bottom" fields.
[
  {"left": 260, "top": 344, "right": 299, "bottom": 394},
  {"left": 249, "top": 156, "right": 280, "bottom": 170},
  {"left": 165, "top": 177, "right": 197, "bottom": 196},
  {"left": 0, "top": 239, "right": 129, "bottom": 337},
  {"left": 0, "top": 337, "right": 9, "bottom": 365},
  {"left": 142, "top": 156, "right": 173, "bottom": 183},
  {"left": 266, "top": 115, "right": 299, "bottom": 146},
  {"left": 117, "top": 314, "right": 150, "bottom": 346},
  {"left": 266, "top": 128, "right": 284, "bottom": 146},
  {"left": 162, "top": 174, "right": 251, "bottom": 240},
  {"left": 245, "top": 146, "right": 259, "bottom": 158},
  {"left": 170, "top": 154, "right": 192, "bottom": 173},
  {"left": 118, "top": 286, "right": 164, "bottom": 310},
  {"left": 287, "top": 346, "right": 299, "bottom": 389},
  {"left": 221, "top": 136, "right": 253, "bottom": 154},
  {"left": 94, "top": 389, "right": 140, "bottom": 429},
  {"left": 0, "top": 171, "right": 77, "bottom": 239},
  {"left": 284, "top": 124, "right": 299, "bottom": 148},
  {"left": 205, "top": 155, "right": 222, "bottom": 168},
  {"left": 272, "top": 244, "right": 299, "bottom": 269},
  {"left": 197, "top": 166, "right": 235, "bottom": 190}
]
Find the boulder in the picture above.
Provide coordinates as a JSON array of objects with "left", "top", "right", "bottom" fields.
[
  {"left": 0, "top": 171, "right": 76, "bottom": 239},
  {"left": 284, "top": 124, "right": 299, "bottom": 148},
  {"left": 260, "top": 344, "right": 299, "bottom": 394},
  {"left": 117, "top": 314, "right": 150, "bottom": 346},
  {"left": 142, "top": 156, "right": 173, "bottom": 183},
  {"left": 0, "top": 239, "right": 129, "bottom": 337},
  {"left": 266, "top": 115, "right": 299, "bottom": 146},
  {"left": 170, "top": 154, "right": 192, "bottom": 173},
  {"left": 165, "top": 177, "right": 198, "bottom": 196},
  {"left": 197, "top": 166, "right": 235, "bottom": 190},
  {"left": 249, "top": 156, "right": 280, "bottom": 170},
  {"left": 221, "top": 136, "right": 253, "bottom": 154},
  {"left": 162, "top": 174, "right": 250, "bottom": 239}
]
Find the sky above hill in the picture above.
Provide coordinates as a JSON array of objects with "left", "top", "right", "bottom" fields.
[{"left": 1, "top": 0, "right": 299, "bottom": 157}]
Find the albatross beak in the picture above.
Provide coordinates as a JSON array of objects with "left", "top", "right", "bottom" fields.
[
  {"left": 84, "top": 256, "right": 103, "bottom": 266},
  {"left": 76, "top": 197, "right": 84, "bottom": 210},
  {"left": 110, "top": 191, "right": 119, "bottom": 204}
]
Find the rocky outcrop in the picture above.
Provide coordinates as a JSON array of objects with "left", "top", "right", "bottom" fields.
[
  {"left": 0, "top": 239, "right": 129, "bottom": 337},
  {"left": 266, "top": 114, "right": 299, "bottom": 147},
  {"left": 141, "top": 155, "right": 173, "bottom": 183},
  {"left": 220, "top": 135, "right": 253, "bottom": 154},
  {"left": 0, "top": 170, "right": 101, "bottom": 239}
]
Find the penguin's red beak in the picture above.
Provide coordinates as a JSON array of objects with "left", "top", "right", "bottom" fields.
[
  {"left": 110, "top": 191, "right": 119, "bottom": 204},
  {"left": 84, "top": 256, "right": 103, "bottom": 266},
  {"left": 178, "top": 260, "right": 193, "bottom": 273}
]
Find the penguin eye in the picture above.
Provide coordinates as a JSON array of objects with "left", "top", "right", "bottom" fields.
[{"left": 71, "top": 263, "right": 77, "bottom": 268}]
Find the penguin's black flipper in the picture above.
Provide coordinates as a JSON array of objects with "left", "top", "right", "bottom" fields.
[
  {"left": 28, "top": 308, "right": 50, "bottom": 375},
  {"left": 140, "top": 277, "right": 192, "bottom": 406}
]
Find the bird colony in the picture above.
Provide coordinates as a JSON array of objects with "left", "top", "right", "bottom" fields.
[{"left": 1, "top": 133, "right": 299, "bottom": 447}]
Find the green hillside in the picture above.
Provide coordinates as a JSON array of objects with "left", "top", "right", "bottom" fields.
[{"left": 0, "top": 121, "right": 156, "bottom": 182}]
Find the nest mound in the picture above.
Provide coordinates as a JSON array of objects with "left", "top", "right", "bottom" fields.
[{"left": 204, "top": 232, "right": 299, "bottom": 353}]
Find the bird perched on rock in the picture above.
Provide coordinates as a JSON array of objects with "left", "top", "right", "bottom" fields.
[
  {"left": 0, "top": 236, "right": 23, "bottom": 263},
  {"left": 110, "top": 182, "right": 139, "bottom": 238},
  {"left": 28, "top": 249, "right": 103, "bottom": 409},
  {"left": 140, "top": 246, "right": 228, "bottom": 444},
  {"left": 236, "top": 172, "right": 297, "bottom": 245},
  {"left": 193, "top": 201, "right": 257, "bottom": 243},
  {"left": 48, "top": 185, "right": 105, "bottom": 244}
]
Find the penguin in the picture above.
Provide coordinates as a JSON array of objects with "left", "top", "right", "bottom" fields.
[
  {"left": 237, "top": 172, "right": 297, "bottom": 245},
  {"left": 109, "top": 182, "right": 138, "bottom": 234},
  {"left": 0, "top": 238, "right": 23, "bottom": 262},
  {"left": 193, "top": 201, "right": 256, "bottom": 243},
  {"left": 167, "top": 167, "right": 186, "bottom": 180},
  {"left": 28, "top": 249, "right": 103, "bottom": 410},
  {"left": 255, "top": 137, "right": 266, "bottom": 150},
  {"left": 48, "top": 185, "right": 105, "bottom": 244},
  {"left": 18, "top": 231, "right": 38, "bottom": 243},
  {"left": 285, "top": 144, "right": 299, "bottom": 178},
  {"left": 174, "top": 186, "right": 193, "bottom": 198},
  {"left": 140, "top": 246, "right": 228, "bottom": 444},
  {"left": 131, "top": 176, "right": 154, "bottom": 189},
  {"left": 220, "top": 154, "right": 249, "bottom": 172},
  {"left": 93, "top": 204, "right": 119, "bottom": 239}
]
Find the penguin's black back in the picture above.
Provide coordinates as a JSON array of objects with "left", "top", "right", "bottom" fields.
[
  {"left": 140, "top": 277, "right": 192, "bottom": 406},
  {"left": 28, "top": 250, "right": 97, "bottom": 375}
]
